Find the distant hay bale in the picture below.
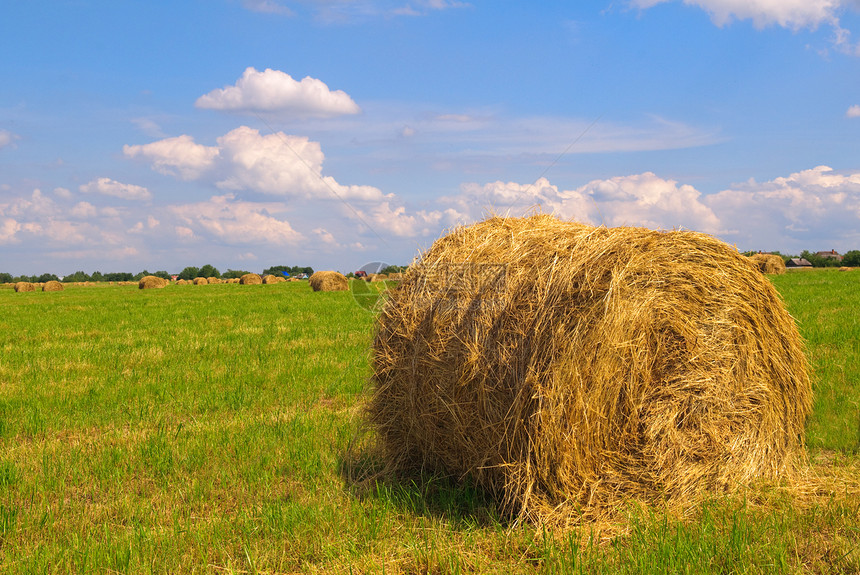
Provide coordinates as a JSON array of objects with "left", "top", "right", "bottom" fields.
[
  {"left": 370, "top": 273, "right": 389, "bottom": 282},
  {"left": 748, "top": 253, "right": 786, "bottom": 275},
  {"left": 240, "top": 273, "right": 262, "bottom": 285},
  {"left": 206, "top": 277, "right": 221, "bottom": 284},
  {"left": 388, "top": 272, "right": 403, "bottom": 280},
  {"left": 138, "top": 275, "right": 167, "bottom": 290},
  {"left": 839, "top": 267, "right": 851, "bottom": 272},
  {"left": 262, "top": 274, "right": 286, "bottom": 284},
  {"left": 192, "top": 277, "right": 208, "bottom": 285},
  {"left": 309, "top": 271, "right": 348, "bottom": 292},
  {"left": 176, "top": 279, "right": 189, "bottom": 285},
  {"left": 42, "top": 280, "right": 64, "bottom": 292},
  {"left": 370, "top": 215, "right": 812, "bottom": 522},
  {"left": 14, "top": 282, "right": 35, "bottom": 293}
]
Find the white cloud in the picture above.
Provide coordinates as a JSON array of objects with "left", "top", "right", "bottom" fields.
[
  {"left": 126, "top": 126, "right": 386, "bottom": 202},
  {"left": 79, "top": 178, "right": 152, "bottom": 201},
  {"left": 0, "top": 218, "right": 21, "bottom": 244},
  {"left": 706, "top": 165, "right": 860, "bottom": 249},
  {"left": 575, "top": 172, "right": 722, "bottom": 232},
  {"left": 195, "top": 67, "right": 360, "bottom": 118},
  {"left": 70, "top": 201, "right": 98, "bottom": 218},
  {"left": 631, "top": 0, "right": 843, "bottom": 30},
  {"left": 847, "top": 105, "right": 860, "bottom": 118},
  {"left": 168, "top": 193, "right": 304, "bottom": 245},
  {"left": 0, "top": 129, "right": 20, "bottom": 150},
  {"left": 242, "top": 0, "right": 293, "bottom": 15},
  {"left": 124, "top": 135, "right": 219, "bottom": 180},
  {"left": 451, "top": 178, "right": 597, "bottom": 224},
  {"left": 53, "top": 187, "right": 73, "bottom": 199}
]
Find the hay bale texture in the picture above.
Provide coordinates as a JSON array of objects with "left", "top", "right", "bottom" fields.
[
  {"left": 748, "top": 253, "right": 786, "bottom": 275},
  {"left": 240, "top": 273, "right": 262, "bottom": 285},
  {"left": 42, "top": 280, "right": 64, "bottom": 292},
  {"left": 14, "top": 282, "right": 35, "bottom": 293},
  {"left": 192, "top": 277, "right": 208, "bottom": 285},
  {"left": 139, "top": 276, "right": 167, "bottom": 289},
  {"left": 370, "top": 215, "right": 811, "bottom": 521},
  {"left": 309, "top": 271, "right": 348, "bottom": 292},
  {"left": 262, "top": 274, "right": 285, "bottom": 284}
]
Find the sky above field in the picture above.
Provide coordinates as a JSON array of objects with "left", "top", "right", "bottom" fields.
[{"left": 2, "top": 1, "right": 860, "bottom": 276}]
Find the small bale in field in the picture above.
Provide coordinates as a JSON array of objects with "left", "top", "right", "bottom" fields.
[
  {"left": 309, "top": 271, "right": 348, "bottom": 292},
  {"left": 176, "top": 279, "right": 189, "bottom": 285},
  {"left": 206, "top": 277, "right": 221, "bottom": 284},
  {"left": 240, "top": 273, "right": 262, "bottom": 285},
  {"left": 139, "top": 275, "right": 168, "bottom": 290},
  {"left": 839, "top": 267, "right": 852, "bottom": 272},
  {"left": 262, "top": 274, "right": 285, "bottom": 284},
  {"left": 14, "top": 282, "right": 35, "bottom": 292},
  {"left": 370, "top": 273, "right": 389, "bottom": 282},
  {"left": 42, "top": 280, "right": 64, "bottom": 292},
  {"left": 748, "top": 253, "right": 786, "bottom": 275},
  {"left": 192, "top": 277, "right": 208, "bottom": 285},
  {"left": 370, "top": 215, "right": 812, "bottom": 523}
]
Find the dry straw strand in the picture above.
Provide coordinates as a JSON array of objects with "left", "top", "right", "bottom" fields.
[
  {"left": 369, "top": 214, "right": 811, "bottom": 523},
  {"left": 309, "top": 271, "right": 348, "bottom": 292}
]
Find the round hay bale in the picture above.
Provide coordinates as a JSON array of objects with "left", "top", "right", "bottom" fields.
[
  {"left": 839, "top": 266, "right": 851, "bottom": 272},
  {"left": 192, "top": 277, "right": 208, "bottom": 285},
  {"left": 370, "top": 215, "right": 812, "bottom": 521},
  {"left": 370, "top": 273, "right": 389, "bottom": 282},
  {"left": 176, "top": 279, "right": 189, "bottom": 285},
  {"left": 240, "top": 273, "right": 262, "bottom": 285},
  {"left": 206, "top": 277, "right": 221, "bottom": 284},
  {"left": 14, "top": 282, "right": 35, "bottom": 293},
  {"left": 138, "top": 275, "right": 167, "bottom": 290},
  {"left": 309, "top": 271, "right": 348, "bottom": 292},
  {"left": 262, "top": 274, "right": 285, "bottom": 284},
  {"left": 748, "top": 253, "right": 786, "bottom": 275},
  {"left": 42, "top": 280, "right": 64, "bottom": 292}
]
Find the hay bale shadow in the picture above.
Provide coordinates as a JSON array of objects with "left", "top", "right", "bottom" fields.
[{"left": 337, "top": 428, "right": 504, "bottom": 527}]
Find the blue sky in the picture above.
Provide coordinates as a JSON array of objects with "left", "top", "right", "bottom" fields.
[{"left": 2, "top": 0, "right": 859, "bottom": 276}]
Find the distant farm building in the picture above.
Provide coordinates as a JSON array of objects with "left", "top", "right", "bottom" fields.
[
  {"left": 815, "top": 250, "right": 843, "bottom": 262},
  {"left": 786, "top": 258, "right": 813, "bottom": 268}
]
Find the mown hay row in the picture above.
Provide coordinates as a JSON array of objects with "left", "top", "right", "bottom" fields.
[{"left": 369, "top": 215, "right": 812, "bottom": 522}]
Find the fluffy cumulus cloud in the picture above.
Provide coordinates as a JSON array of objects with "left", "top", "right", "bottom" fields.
[
  {"left": 575, "top": 172, "right": 722, "bottom": 232},
  {"left": 168, "top": 193, "right": 304, "bottom": 245},
  {"left": 847, "top": 105, "right": 860, "bottom": 118},
  {"left": 630, "top": 0, "right": 842, "bottom": 30},
  {"left": 124, "top": 135, "right": 219, "bottom": 180},
  {"left": 705, "top": 165, "right": 860, "bottom": 249},
  {"left": 0, "top": 129, "right": 20, "bottom": 150},
  {"left": 195, "top": 67, "right": 361, "bottom": 118},
  {"left": 127, "top": 126, "right": 386, "bottom": 201},
  {"left": 79, "top": 178, "right": 152, "bottom": 201},
  {"left": 356, "top": 200, "right": 461, "bottom": 238},
  {"left": 450, "top": 178, "right": 596, "bottom": 223}
]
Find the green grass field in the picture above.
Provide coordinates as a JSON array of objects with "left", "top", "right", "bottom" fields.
[{"left": 0, "top": 272, "right": 858, "bottom": 574}]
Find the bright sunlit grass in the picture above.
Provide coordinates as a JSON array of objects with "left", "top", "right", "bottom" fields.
[{"left": 0, "top": 275, "right": 857, "bottom": 573}]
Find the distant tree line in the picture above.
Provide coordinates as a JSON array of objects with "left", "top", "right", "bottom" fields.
[{"left": 0, "top": 264, "right": 316, "bottom": 283}]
